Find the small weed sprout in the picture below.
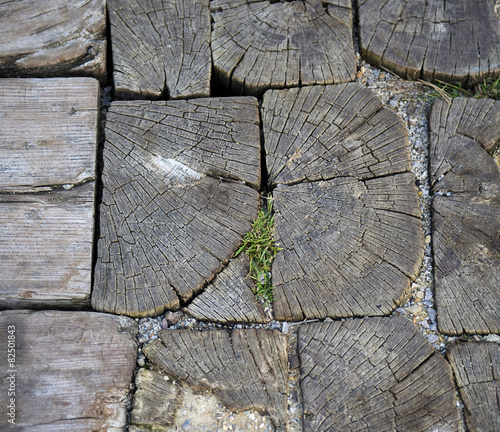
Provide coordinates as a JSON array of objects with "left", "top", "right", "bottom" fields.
[
  {"left": 420, "top": 76, "right": 500, "bottom": 102},
  {"left": 235, "top": 196, "right": 281, "bottom": 306}
]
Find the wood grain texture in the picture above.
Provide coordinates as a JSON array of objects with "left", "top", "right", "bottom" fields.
[
  {"left": 298, "top": 318, "right": 460, "bottom": 431},
  {"left": 143, "top": 329, "right": 288, "bottom": 428},
  {"left": 108, "top": 0, "right": 211, "bottom": 100},
  {"left": 429, "top": 98, "right": 500, "bottom": 335},
  {"left": 447, "top": 342, "right": 500, "bottom": 432},
  {"left": 265, "top": 84, "right": 423, "bottom": 321},
  {"left": 357, "top": 0, "right": 500, "bottom": 84},
  {"left": 0, "top": 78, "right": 99, "bottom": 193},
  {"left": 131, "top": 368, "right": 182, "bottom": 430},
  {"left": 0, "top": 183, "right": 95, "bottom": 309},
  {"left": 262, "top": 83, "right": 411, "bottom": 186},
  {"left": 184, "top": 253, "right": 267, "bottom": 324},
  {"left": 0, "top": 0, "right": 106, "bottom": 80},
  {"left": 92, "top": 97, "right": 261, "bottom": 318},
  {"left": 272, "top": 174, "right": 424, "bottom": 321},
  {"left": 0, "top": 310, "right": 137, "bottom": 431},
  {"left": 211, "top": 0, "right": 356, "bottom": 96}
]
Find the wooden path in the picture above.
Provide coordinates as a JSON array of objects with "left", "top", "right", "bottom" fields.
[{"left": 0, "top": 0, "right": 499, "bottom": 430}]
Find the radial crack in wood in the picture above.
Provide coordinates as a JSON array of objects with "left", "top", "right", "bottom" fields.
[
  {"left": 357, "top": 0, "right": 500, "bottom": 85},
  {"left": 143, "top": 329, "right": 288, "bottom": 429},
  {"left": 0, "top": 310, "right": 137, "bottom": 430},
  {"left": 298, "top": 317, "right": 460, "bottom": 431},
  {"left": 429, "top": 98, "right": 500, "bottom": 335},
  {"left": 92, "top": 97, "right": 261, "bottom": 318},
  {"left": 184, "top": 253, "right": 267, "bottom": 324},
  {"left": 447, "top": 342, "right": 500, "bottom": 432},
  {"left": 0, "top": 0, "right": 106, "bottom": 80},
  {"left": 211, "top": 0, "right": 356, "bottom": 96},
  {"left": 108, "top": 0, "right": 211, "bottom": 100},
  {"left": 262, "top": 83, "right": 411, "bottom": 186}
]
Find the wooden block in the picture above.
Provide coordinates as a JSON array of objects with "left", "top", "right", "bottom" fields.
[
  {"left": 108, "top": 0, "right": 211, "bottom": 99},
  {"left": 0, "top": 310, "right": 137, "bottom": 430},
  {"left": 211, "top": 0, "right": 356, "bottom": 96},
  {"left": 131, "top": 368, "right": 182, "bottom": 430},
  {"left": 264, "top": 84, "right": 423, "bottom": 321},
  {"left": 0, "top": 78, "right": 100, "bottom": 193},
  {"left": 143, "top": 328, "right": 288, "bottom": 429},
  {"left": 429, "top": 98, "right": 500, "bottom": 335},
  {"left": 357, "top": 0, "right": 500, "bottom": 84},
  {"left": 184, "top": 254, "right": 267, "bottom": 324},
  {"left": 92, "top": 97, "right": 261, "bottom": 317},
  {"left": 447, "top": 342, "right": 500, "bottom": 432},
  {"left": 0, "top": 78, "right": 99, "bottom": 308},
  {"left": 299, "top": 318, "right": 460, "bottom": 431},
  {"left": 0, "top": 0, "right": 106, "bottom": 81}
]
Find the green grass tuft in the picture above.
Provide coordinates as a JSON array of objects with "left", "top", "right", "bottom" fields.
[
  {"left": 235, "top": 195, "right": 281, "bottom": 306},
  {"left": 421, "top": 77, "right": 500, "bottom": 102}
]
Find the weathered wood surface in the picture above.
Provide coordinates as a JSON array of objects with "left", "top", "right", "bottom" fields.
[
  {"left": 211, "top": 0, "right": 356, "bottom": 96},
  {"left": 92, "top": 97, "right": 261, "bottom": 317},
  {"left": 429, "top": 98, "right": 500, "bottom": 335},
  {"left": 264, "top": 84, "right": 423, "bottom": 321},
  {"left": 0, "top": 78, "right": 99, "bottom": 193},
  {"left": 262, "top": 83, "right": 411, "bottom": 185},
  {"left": 0, "top": 310, "right": 137, "bottom": 431},
  {"left": 357, "top": 0, "right": 500, "bottom": 84},
  {"left": 0, "top": 78, "right": 98, "bottom": 308},
  {"left": 184, "top": 254, "right": 267, "bottom": 323},
  {"left": 298, "top": 317, "right": 460, "bottom": 431},
  {"left": 143, "top": 329, "right": 288, "bottom": 428},
  {"left": 447, "top": 342, "right": 500, "bottom": 432},
  {"left": 108, "top": 0, "right": 211, "bottom": 100},
  {"left": 0, "top": 183, "right": 95, "bottom": 309},
  {"left": 131, "top": 368, "right": 182, "bottom": 431},
  {"left": 0, "top": 0, "right": 106, "bottom": 80}
]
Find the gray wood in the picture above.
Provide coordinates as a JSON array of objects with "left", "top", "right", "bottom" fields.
[
  {"left": 272, "top": 175, "right": 424, "bottom": 321},
  {"left": 92, "top": 97, "right": 261, "bottom": 318},
  {"left": 262, "top": 83, "right": 411, "bottom": 186},
  {"left": 0, "top": 78, "right": 99, "bottom": 193},
  {"left": 429, "top": 98, "right": 500, "bottom": 335},
  {"left": 0, "top": 183, "right": 95, "bottom": 309},
  {"left": 211, "top": 0, "right": 356, "bottom": 96},
  {"left": 184, "top": 254, "right": 267, "bottom": 323},
  {"left": 0, "top": 310, "right": 137, "bottom": 431},
  {"left": 357, "top": 0, "right": 500, "bottom": 84},
  {"left": 0, "top": 0, "right": 106, "bottom": 80},
  {"left": 131, "top": 368, "right": 183, "bottom": 430},
  {"left": 143, "top": 329, "right": 288, "bottom": 428},
  {"left": 0, "top": 78, "right": 98, "bottom": 309},
  {"left": 298, "top": 317, "right": 460, "bottom": 431},
  {"left": 447, "top": 342, "right": 500, "bottom": 432},
  {"left": 108, "top": 0, "right": 211, "bottom": 100}
]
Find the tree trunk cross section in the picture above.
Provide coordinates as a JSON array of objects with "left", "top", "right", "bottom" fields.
[
  {"left": 298, "top": 318, "right": 460, "bottom": 431},
  {"left": 357, "top": 0, "right": 500, "bottom": 85},
  {"left": 263, "top": 84, "right": 424, "bottom": 321},
  {"left": 0, "top": 0, "right": 106, "bottom": 81},
  {"left": 447, "top": 342, "right": 500, "bottom": 432},
  {"left": 92, "top": 97, "right": 261, "bottom": 318},
  {"left": 0, "top": 310, "right": 137, "bottom": 431},
  {"left": 108, "top": 0, "right": 211, "bottom": 100},
  {"left": 211, "top": 0, "right": 356, "bottom": 96},
  {"left": 429, "top": 98, "right": 500, "bottom": 335},
  {"left": 143, "top": 328, "right": 288, "bottom": 429}
]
